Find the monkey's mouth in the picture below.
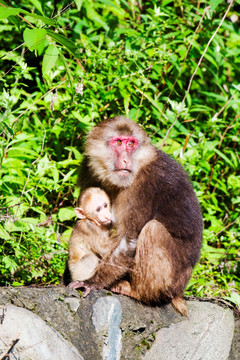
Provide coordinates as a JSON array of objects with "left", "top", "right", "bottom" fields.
[
  {"left": 114, "top": 169, "right": 131, "bottom": 176},
  {"left": 100, "top": 220, "right": 112, "bottom": 227},
  {"left": 102, "top": 220, "right": 111, "bottom": 224}
]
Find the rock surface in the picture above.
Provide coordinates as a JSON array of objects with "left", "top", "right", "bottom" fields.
[
  {"left": 144, "top": 302, "right": 234, "bottom": 360},
  {"left": 0, "top": 286, "right": 238, "bottom": 360},
  {"left": 0, "top": 304, "right": 82, "bottom": 360},
  {"left": 92, "top": 297, "right": 122, "bottom": 360}
]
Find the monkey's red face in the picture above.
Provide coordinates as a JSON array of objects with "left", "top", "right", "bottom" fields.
[
  {"left": 86, "top": 118, "right": 155, "bottom": 188},
  {"left": 109, "top": 136, "right": 139, "bottom": 176}
]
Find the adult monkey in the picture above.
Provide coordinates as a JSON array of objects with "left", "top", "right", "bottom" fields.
[{"left": 74, "top": 116, "right": 202, "bottom": 315}]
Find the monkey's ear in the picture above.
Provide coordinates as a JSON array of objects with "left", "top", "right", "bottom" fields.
[{"left": 74, "top": 207, "right": 86, "bottom": 219}]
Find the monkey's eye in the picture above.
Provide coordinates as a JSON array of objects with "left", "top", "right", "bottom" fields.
[
  {"left": 96, "top": 207, "right": 101, "bottom": 212},
  {"left": 116, "top": 139, "right": 122, "bottom": 146},
  {"left": 104, "top": 203, "right": 108, "bottom": 208},
  {"left": 127, "top": 140, "right": 135, "bottom": 148}
]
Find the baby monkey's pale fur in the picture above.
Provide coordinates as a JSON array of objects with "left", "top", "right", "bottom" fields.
[{"left": 68, "top": 187, "right": 113, "bottom": 289}]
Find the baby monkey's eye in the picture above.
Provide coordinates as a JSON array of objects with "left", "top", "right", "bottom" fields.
[
  {"left": 104, "top": 203, "right": 108, "bottom": 208},
  {"left": 96, "top": 207, "right": 101, "bottom": 212}
]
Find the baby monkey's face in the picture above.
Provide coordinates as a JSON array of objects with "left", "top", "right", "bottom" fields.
[
  {"left": 74, "top": 191, "right": 112, "bottom": 227},
  {"left": 89, "top": 194, "right": 112, "bottom": 226}
]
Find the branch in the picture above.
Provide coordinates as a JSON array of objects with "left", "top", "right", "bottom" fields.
[{"left": 0, "top": 338, "right": 19, "bottom": 360}]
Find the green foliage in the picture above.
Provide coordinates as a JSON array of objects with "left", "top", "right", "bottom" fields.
[{"left": 0, "top": 0, "right": 239, "bottom": 303}]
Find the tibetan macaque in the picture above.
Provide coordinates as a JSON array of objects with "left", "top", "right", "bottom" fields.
[
  {"left": 75, "top": 116, "right": 203, "bottom": 315},
  {"left": 68, "top": 187, "right": 112, "bottom": 289}
]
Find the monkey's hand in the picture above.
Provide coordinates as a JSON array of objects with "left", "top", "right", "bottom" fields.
[{"left": 68, "top": 281, "right": 104, "bottom": 297}]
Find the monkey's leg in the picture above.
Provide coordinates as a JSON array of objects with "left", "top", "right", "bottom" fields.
[
  {"left": 68, "top": 255, "right": 102, "bottom": 295},
  {"left": 69, "top": 254, "right": 99, "bottom": 282},
  {"left": 113, "top": 220, "right": 191, "bottom": 316},
  {"left": 72, "top": 237, "right": 136, "bottom": 296}
]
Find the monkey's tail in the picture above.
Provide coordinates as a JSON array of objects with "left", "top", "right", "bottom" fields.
[{"left": 171, "top": 296, "right": 188, "bottom": 317}]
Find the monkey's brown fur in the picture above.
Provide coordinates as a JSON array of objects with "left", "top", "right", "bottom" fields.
[{"left": 76, "top": 117, "right": 203, "bottom": 315}]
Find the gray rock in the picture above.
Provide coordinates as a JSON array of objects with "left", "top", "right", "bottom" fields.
[
  {"left": 228, "top": 318, "right": 240, "bottom": 360},
  {"left": 92, "top": 297, "right": 122, "bottom": 360},
  {"left": 64, "top": 296, "right": 81, "bottom": 312},
  {"left": 0, "top": 287, "right": 101, "bottom": 360},
  {"left": 0, "top": 287, "right": 238, "bottom": 360},
  {"left": 144, "top": 301, "right": 235, "bottom": 360},
  {"left": 0, "top": 303, "right": 82, "bottom": 360}
]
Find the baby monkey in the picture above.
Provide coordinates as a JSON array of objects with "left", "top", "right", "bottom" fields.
[{"left": 68, "top": 187, "right": 112, "bottom": 291}]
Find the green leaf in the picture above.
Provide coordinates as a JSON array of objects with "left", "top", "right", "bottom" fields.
[
  {"left": 46, "top": 30, "right": 80, "bottom": 58},
  {"left": 202, "top": 244, "right": 225, "bottom": 262},
  {"left": 227, "top": 175, "right": 240, "bottom": 190},
  {"left": 23, "top": 28, "right": 48, "bottom": 54},
  {"left": 7, "top": 15, "right": 20, "bottom": 29},
  {"left": 29, "top": 0, "right": 43, "bottom": 15},
  {"left": 7, "top": 146, "right": 39, "bottom": 159},
  {"left": 7, "top": 133, "right": 37, "bottom": 146},
  {"left": 58, "top": 207, "right": 75, "bottom": 222},
  {"left": 71, "top": 112, "right": 93, "bottom": 131},
  {"left": 0, "top": 6, "right": 19, "bottom": 19},
  {"left": 31, "top": 268, "right": 45, "bottom": 278},
  {"left": 2, "top": 255, "right": 18, "bottom": 273},
  {"left": 98, "top": 0, "right": 125, "bottom": 16},
  {"left": 62, "top": 168, "right": 77, "bottom": 184},
  {"left": 75, "top": 0, "right": 83, "bottom": 10},
  {"left": 42, "top": 44, "right": 59, "bottom": 75},
  {"left": 58, "top": 49, "right": 74, "bottom": 88},
  {"left": 0, "top": 5, "right": 55, "bottom": 25},
  {"left": 21, "top": 217, "right": 39, "bottom": 225},
  {"left": 64, "top": 146, "right": 83, "bottom": 160},
  {"left": 4, "top": 220, "right": 23, "bottom": 233},
  {"left": 156, "top": 139, "right": 181, "bottom": 154},
  {"left": 12, "top": 220, "right": 31, "bottom": 231},
  {"left": 85, "top": 5, "right": 109, "bottom": 31},
  {"left": 162, "top": 0, "right": 175, "bottom": 4},
  {"left": 51, "top": 166, "right": 59, "bottom": 185},
  {"left": 20, "top": 9, "right": 56, "bottom": 26},
  {"left": 224, "top": 292, "right": 240, "bottom": 308},
  {"left": 214, "top": 149, "right": 235, "bottom": 168},
  {"left": 0, "top": 224, "right": 11, "bottom": 240},
  {"left": 232, "top": 84, "right": 240, "bottom": 92},
  {"left": 57, "top": 159, "right": 80, "bottom": 168},
  {"left": 210, "top": 0, "right": 225, "bottom": 13}
]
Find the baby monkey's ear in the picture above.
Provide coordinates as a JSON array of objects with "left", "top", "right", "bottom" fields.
[{"left": 74, "top": 207, "right": 86, "bottom": 219}]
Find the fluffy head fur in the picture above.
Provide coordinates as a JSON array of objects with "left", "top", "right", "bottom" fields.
[{"left": 85, "top": 116, "right": 156, "bottom": 188}]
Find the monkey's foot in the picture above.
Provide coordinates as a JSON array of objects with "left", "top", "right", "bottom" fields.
[
  {"left": 68, "top": 281, "right": 85, "bottom": 290},
  {"left": 110, "top": 280, "right": 134, "bottom": 297},
  {"left": 171, "top": 296, "right": 188, "bottom": 317},
  {"left": 68, "top": 281, "right": 104, "bottom": 298}
]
